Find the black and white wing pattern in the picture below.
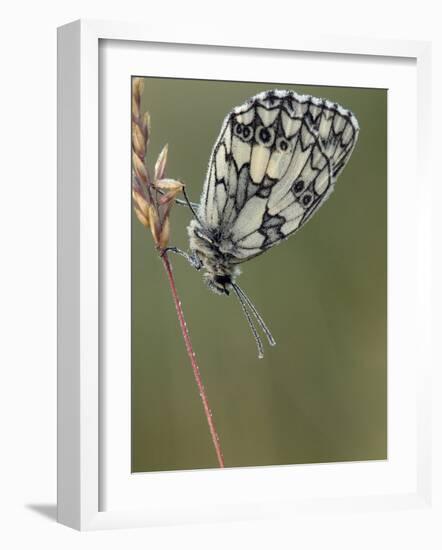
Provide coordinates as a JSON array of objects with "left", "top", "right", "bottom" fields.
[{"left": 198, "top": 89, "right": 359, "bottom": 263}]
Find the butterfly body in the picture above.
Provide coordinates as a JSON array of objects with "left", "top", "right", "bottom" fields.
[
  {"left": 187, "top": 219, "right": 241, "bottom": 295},
  {"left": 179, "top": 89, "right": 359, "bottom": 356}
]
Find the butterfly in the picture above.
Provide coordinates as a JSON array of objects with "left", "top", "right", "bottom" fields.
[{"left": 166, "top": 89, "right": 359, "bottom": 358}]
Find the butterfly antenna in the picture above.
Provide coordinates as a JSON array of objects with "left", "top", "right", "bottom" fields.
[
  {"left": 233, "top": 284, "right": 276, "bottom": 347},
  {"left": 232, "top": 284, "right": 264, "bottom": 359}
]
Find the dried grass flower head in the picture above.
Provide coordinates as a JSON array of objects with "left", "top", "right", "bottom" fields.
[{"left": 131, "top": 77, "right": 184, "bottom": 250}]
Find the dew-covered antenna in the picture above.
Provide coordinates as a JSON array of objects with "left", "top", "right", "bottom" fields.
[
  {"left": 231, "top": 284, "right": 264, "bottom": 359},
  {"left": 233, "top": 283, "right": 276, "bottom": 347}
]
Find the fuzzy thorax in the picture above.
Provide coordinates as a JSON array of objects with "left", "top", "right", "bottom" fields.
[{"left": 187, "top": 219, "right": 241, "bottom": 295}]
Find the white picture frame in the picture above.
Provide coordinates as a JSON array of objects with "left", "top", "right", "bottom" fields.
[{"left": 57, "top": 19, "right": 435, "bottom": 531}]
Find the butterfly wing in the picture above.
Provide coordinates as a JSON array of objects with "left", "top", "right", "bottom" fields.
[{"left": 198, "top": 90, "right": 359, "bottom": 263}]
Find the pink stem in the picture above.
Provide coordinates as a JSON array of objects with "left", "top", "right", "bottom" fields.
[{"left": 161, "top": 253, "right": 225, "bottom": 468}]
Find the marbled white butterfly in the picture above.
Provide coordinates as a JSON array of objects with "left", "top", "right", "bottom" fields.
[{"left": 167, "top": 89, "right": 359, "bottom": 357}]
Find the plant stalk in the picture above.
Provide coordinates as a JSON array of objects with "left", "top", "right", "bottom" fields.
[{"left": 161, "top": 252, "right": 225, "bottom": 468}]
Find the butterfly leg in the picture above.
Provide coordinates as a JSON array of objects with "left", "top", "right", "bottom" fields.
[
  {"left": 174, "top": 197, "right": 199, "bottom": 209},
  {"left": 161, "top": 247, "right": 202, "bottom": 271},
  {"left": 155, "top": 185, "right": 199, "bottom": 210}
]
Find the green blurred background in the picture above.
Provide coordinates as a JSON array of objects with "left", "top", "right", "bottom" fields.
[{"left": 132, "top": 77, "right": 387, "bottom": 472}]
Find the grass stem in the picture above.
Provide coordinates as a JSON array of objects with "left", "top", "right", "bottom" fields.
[{"left": 161, "top": 252, "right": 225, "bottom": 468}]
